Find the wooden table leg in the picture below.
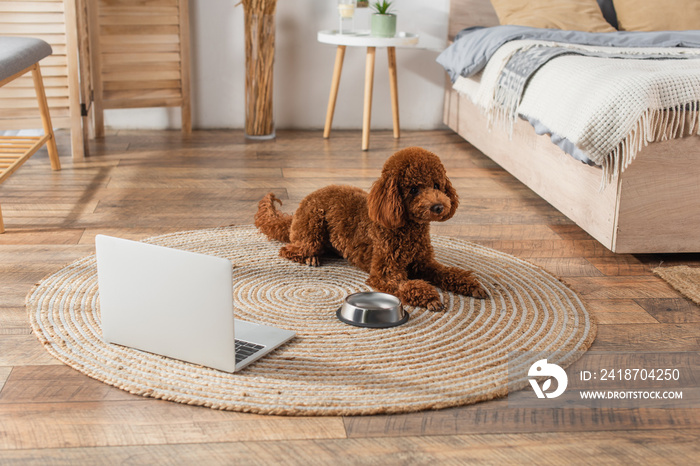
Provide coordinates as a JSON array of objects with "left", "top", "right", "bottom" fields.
[
  {"left": 362, "top": 46, "right": 376, "bottom": 151},
  {"left": 387, "top": 46, "right": 399, "bottom": 139},
  {"left": 324, "top": 45, "right": 346, "bottom": 139}
]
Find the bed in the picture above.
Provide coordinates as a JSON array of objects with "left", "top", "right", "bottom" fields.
[{"left": 440, "top": 0, "right": 700, "bottom": 253}]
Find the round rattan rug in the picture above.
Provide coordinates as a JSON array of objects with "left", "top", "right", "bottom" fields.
[
  {"left": 27, "top": 225, "right": 596, "bottom": 416},
  {"left": 653, "top": 266, "right": 700, "bottom": 306}
]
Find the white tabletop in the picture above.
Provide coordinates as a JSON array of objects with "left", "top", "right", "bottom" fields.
[{"left": 317, "top": 30, "right": 419, "bottom": 47}]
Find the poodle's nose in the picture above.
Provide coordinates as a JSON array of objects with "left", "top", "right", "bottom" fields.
[{"left": 431, "top": 204, "right": 444, "bottom": 214}]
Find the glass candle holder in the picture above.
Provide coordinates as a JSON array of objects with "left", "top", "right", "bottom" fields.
[{"left": 337, "top": 0, "right": 356, "bottom": 34}]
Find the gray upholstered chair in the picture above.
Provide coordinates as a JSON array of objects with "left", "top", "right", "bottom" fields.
[{"left": 0, "top": 36, "right": 61, "bottom": 233}]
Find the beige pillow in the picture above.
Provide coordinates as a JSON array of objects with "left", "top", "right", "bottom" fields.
[
  {"left": 490, "top": 0, "right": 616, "bottom": 32},
  {"left": 613, "top": 0, "right": 700, "bottom": 31}
]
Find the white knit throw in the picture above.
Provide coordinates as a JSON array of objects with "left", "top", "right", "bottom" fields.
[{"left": 457, "top": 40, "right": 700, "bottom": 184}]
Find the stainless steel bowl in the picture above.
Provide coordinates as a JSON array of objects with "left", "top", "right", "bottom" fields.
[{"left": 336, "top": 292, "right": 408, "bottom": 328}]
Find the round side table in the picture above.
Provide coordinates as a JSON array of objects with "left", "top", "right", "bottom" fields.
[{"left": 317, "top": 30, "right": 419, "bottom": 151}]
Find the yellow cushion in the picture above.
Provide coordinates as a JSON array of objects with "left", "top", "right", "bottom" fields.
[
  {"left": 490, "top": 0, "right": 616, "bottom": 32},
  {"left": 613, "top": 0, "right": 700, "bottom": 31}
]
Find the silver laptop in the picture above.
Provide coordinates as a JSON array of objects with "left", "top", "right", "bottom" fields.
[{"left": 95, "top": 235, "right": 295, "bottom": 372}]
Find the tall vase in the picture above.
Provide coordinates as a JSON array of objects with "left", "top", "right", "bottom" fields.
[{"left": 244, "top": 12, "right": 275, "bottom": 140}]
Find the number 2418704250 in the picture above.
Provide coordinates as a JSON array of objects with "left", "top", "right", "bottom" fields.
[{"left": 599, "top": 368, "right": 680, "bottom": 381}]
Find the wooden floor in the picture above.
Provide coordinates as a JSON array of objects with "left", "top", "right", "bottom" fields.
[{"left": 1, "top": 129, "right": 699, "bottom": 464}]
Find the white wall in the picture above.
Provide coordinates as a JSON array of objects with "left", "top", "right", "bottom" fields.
[{"left": 104, "top": 0, "right": 451, "bottom": 131}]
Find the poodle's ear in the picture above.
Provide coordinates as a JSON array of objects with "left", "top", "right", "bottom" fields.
[
  {"left": 444, "top": 176, "right": 459, "bottom": 220},
  {"left": 367, "top": 173, "right": 405, "bottom": 229}
]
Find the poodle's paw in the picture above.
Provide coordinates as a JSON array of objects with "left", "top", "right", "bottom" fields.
[
  {"left": 279, "top": 244, "right": 320, "bottom": 267},
  {"left": 426, "top": 298, "right": 445, "bottom": 312},
  {"left": 470, "top": 281, "right": 489, "bottom": 299},
  {"left": 399, "top": 279, "right": 445, "bottom": 312},
  {"left": 444, "top": 269, "right": 489, "bottom": 299},
  {"left": 305, "top": 256, "right": 320, "bottom": 267}
]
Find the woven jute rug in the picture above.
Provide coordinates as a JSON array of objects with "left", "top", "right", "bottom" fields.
[
  {"left": 27, "top": 225, "right": 596, "bottom": 416},
  {"left": 653, "top": 266, "right": 700, "bottom": 306}
]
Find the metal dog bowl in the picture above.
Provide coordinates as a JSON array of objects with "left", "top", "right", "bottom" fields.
[{"left": 337, "top": 292, "right": 408, "bottom": 328}]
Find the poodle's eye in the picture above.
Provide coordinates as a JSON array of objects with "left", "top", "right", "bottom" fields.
[
  {"left": 433, "top": 183, "right": 440, "bottom": 190},
  {"left": 409, "top": 186, "right": 419, "bottom": 195}
]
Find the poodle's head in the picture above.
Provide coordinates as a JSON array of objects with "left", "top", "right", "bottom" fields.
[{"left": 367, "top": 147, "right": 459, "bottom": 229}]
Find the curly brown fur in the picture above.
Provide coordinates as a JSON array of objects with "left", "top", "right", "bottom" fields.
[
  {"left": 255, "top": 193, "right": 293, "bottom": 243},
  {"left": 254, "top": 147, "right": 488, "bottom": 310}
]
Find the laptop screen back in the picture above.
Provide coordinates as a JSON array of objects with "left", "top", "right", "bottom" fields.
[{"left": 95, "top": 235, "right": 238, "bottom": 372}]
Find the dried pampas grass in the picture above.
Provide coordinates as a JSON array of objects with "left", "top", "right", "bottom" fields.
[{"left": 241, "top": 0, "right": 277, "bottom": 137}]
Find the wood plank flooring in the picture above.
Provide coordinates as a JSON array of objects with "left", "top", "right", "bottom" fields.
[{"left": 1, "top": 129, "right": 699, "bottom": 464}]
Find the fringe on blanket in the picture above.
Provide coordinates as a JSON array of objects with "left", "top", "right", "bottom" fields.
[
  {"left": 478, "top": 41, "right": 700, "bottom": 190},
  {"left": 486, "top": 43, "right": 542, "bottom": 135},
  {"left": 603, "top": 102, "right": 700, "bottom": 186},
  {"left": 491, "top": 81, "right": 520, "bottom": 136}
]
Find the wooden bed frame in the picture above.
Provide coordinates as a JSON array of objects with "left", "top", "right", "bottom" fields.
[{"left": 444, "top": 0, "right": 700, "bottom": 253}]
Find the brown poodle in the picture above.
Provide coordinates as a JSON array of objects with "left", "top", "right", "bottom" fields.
[{"left": 254, "top": 147, "right": 487, "bottom": 311}]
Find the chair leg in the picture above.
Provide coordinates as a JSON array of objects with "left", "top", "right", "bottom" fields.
[
  {"left": 0, "top": 204, "right": 5, "bottom": 234},
  {"left": 31, "top": 64, "right": 61, "bottom": 171}
]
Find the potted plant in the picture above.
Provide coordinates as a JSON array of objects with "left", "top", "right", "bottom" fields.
[{"left": 370, "top": 0, "right": 396, "bottom": 37}]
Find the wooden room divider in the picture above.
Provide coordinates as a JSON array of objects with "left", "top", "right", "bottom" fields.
[
  {"left": 0, "top": 0, "right": 192, "bottom": 162},
  {"left": 88, "top": 0, "right": 192, "bottom": 136}
]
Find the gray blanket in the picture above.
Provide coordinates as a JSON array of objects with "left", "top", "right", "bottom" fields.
[{"left": 437, "top": 25, "right": 700, "bottom": 82}]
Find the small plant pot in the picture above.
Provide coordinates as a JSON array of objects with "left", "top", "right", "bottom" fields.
[
  {"left": 357, "top": 0, "right": 369, "bottom": 7},
  {"left": 371, "top": 13, "right": 396, "bottom": 37}
]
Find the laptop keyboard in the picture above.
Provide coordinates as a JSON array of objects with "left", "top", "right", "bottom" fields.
[{"left": 235, "top": 339, "right": 266, "bottom": 364}]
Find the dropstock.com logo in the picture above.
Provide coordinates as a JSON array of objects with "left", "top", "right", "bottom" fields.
[{"left": 528, "top": 359, "right": 568, "bottom": 399}]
